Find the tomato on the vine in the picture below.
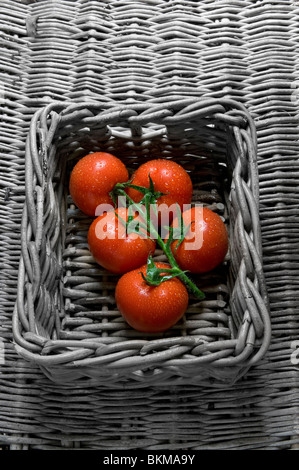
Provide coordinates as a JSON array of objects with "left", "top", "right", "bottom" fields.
[
  {"left": 126, "top": 159, "right": 193, "bottom": 223},
  {"left": 115, "top": 262, "right": 189, "bottom": 333},
  {"left": 69, "top": 152, "right": 129, "bottom": 217},
  {"left": 169, "top": 206, "right": 229, "bottom": 274},
  {"left": 87, "top": 206, "right": 156, "bottom": 275}
]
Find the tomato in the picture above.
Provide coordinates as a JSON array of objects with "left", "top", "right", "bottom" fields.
[
  {"left": 115, "top": 262, "right": 189, "bottom": 333},
  {"left": 87, "top": 206, "right": 156, "bottom": 275},
  {"left": 126, "top": 159, "right": 193, "bottom": 223},
  {"left": 69, "top": 152, "right": 129, "bottom": 217},
  {"left": 169, "top": 206, "right": 228, "bottom": 274}
]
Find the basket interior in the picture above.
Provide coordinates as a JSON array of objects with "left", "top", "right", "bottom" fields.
[{"left": 40, "top": 113, "right": 240, "bottom": 348}]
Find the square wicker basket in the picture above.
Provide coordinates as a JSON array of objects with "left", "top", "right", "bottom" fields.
[{"left": 12, "top": 98, "right": 271, "bottom": 386}]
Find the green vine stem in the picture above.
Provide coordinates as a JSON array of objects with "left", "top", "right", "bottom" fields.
[{"left": 110, "top": 180, "right": 205, "bottom": 300}]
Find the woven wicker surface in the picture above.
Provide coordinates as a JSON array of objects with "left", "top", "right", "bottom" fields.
[{"left": 0, "top": 0, "right": 299, "bottom": 450}]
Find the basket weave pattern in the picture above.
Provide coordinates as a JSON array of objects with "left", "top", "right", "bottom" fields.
[
  {"left": 1, "top": 0, "right": 299, "bottom": 451},
  {"left": 12, "top": 97, "right": 271, "bottom": 385}
]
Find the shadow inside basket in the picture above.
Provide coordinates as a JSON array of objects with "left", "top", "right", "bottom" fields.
[{"left": 14, "top": 99, "right": 271, "bottom": 384}]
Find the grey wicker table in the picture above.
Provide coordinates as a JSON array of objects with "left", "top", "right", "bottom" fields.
[{"left": 0, "top": 0, "right": 299, "bottom": 450}]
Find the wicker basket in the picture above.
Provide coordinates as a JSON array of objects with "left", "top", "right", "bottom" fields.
[{"left": 12, "top": 97, "right": 271, "bottom": 386}]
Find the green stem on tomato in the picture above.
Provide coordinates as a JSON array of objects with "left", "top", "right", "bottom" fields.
[
  {"left": 110, "top": 183, "right": 205, "bottom": 300},
  {"left": 156, "top": 232, "right": 205, "bottom": 300}
]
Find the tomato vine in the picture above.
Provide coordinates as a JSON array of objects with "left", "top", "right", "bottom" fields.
[{"left": 110, "top": 177, "right": 205, "bottom": 300}]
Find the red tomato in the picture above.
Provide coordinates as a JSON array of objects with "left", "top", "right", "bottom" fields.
[
  {"left": 69, "top": 152, "right": 129, "bottom": 217},
  {"left": 126, "top": 159, "right": 193, "bottom": 223},
  {"left": 87, "top": 207, "right": 156, "bottom": 275},
  {"left": 170, "top": 206, "right": 229, "bottom": 274},
  {"left": 115, "top": 262, "right": 189, "bottom": 333}
]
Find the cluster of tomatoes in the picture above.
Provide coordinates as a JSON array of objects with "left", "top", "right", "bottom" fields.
[{"left": 69, "top": 152, "right": 228, "bottom": 333}]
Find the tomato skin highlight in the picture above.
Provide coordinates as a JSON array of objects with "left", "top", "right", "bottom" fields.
[
  {"left": 88, "top": 207, "right": 156, "bottom": 275},
  {"left": 170, "top": 206, "right": 229, "bottom": 274},
  {"left": 69, "top": 152, "right": 129, "bottom": 217},
  {"left": 127, "top": 159, "right": 193, "bottom": 223},
  {"left": 115, "top": 262, "right": 189, "bottom": 333}
]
